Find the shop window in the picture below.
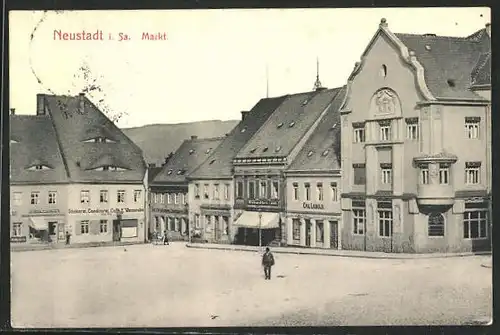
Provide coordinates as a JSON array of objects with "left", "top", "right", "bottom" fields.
[
  {"left": 292, "top": 219, "right": 300, "bottom": 240},
  {"left": 463, "top": 203, "right": 488, "bottom": 239},
  {"left": 352, "top": 203, "right": 365, "bottom": 235},
  {"left": 316, "top": 220, "right": 324, "bottom": 243},
  {"left": 428, "top": 213, "right": 445, "bottom": 237},
  {"left": 378, "top": 201, "right": 393, "bottom": 237}
]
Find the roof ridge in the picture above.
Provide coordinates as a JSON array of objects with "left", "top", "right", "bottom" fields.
[{"left": 394, "top": 32, "right": 472, "bottom": 40}]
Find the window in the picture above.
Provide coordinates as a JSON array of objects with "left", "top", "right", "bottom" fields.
[
  {"left": 465, "top": 162, "right": 481, "bottom": 184},
  {"left": 117, "top": 190, "right": 126, "bottom": 203},
  {"left": 12, "top": 222, "right": 22, "bottom": 237},
  {"left": 224, "top": 184, "right": 230, "bottom": 200},
  {"left": 378, "top": 201, "right": 393, "bottom": 237},
  {"left": 304, "top": 183, "right": 311, "bottom": 201},
  {"left": 464, "top": 117, "right": 480, "bottom": 139},
  {"left": 379, "top": 124, "right": 391, "bottom": 141},
  {"left": 428, "top": 213, "right": 445, "bottom": 237},
  {"left": 463, "top": 203, "right": 488, "bottom": 239},
  {"left": 222, "top": 216, "right": 229, "bottom": 235},
  {"left": 260, "top": 181, "right": 267, "bottom": 198},
  {"left": 155, "top": 217, "right": 161, "bottom": 232},
  {"left": 277, "top": 122, "right": 284, "bottom": 128},
  {"left": 159, "top": 193, "right": 164, "bottom": 204},
  {"left": 195, "top": 214, "right": 200, "bottom": 228},
  {"left": 80, "top": 220, "right": 90, "bottom": 234},
  {"left": 289, "top": 121, "right": 295, "bottom": 127},
  {"left": 236, "top": 181, "right": 243, "bottom": 198},
  {"left": 204, "top": 184, "right": 209, "bottom": 199},
  {"left": 331, "top": 182, "right": 338, "bottom": 202},
  {"left": 420, "top": 165, "right": 429, "bottom": 184},
  {"left": 100, "top": 220, "right": 108, "bottom": 234},
  {"left": 317, "top": 183, "right": 323, "bottom": 201},
  {"left": 100, "top": 190, "right": 108, "bottom": 203},
  {"left": 380, "top": 164, "right": 392, "bottom": 184},
  {"left": 48, "top": 191, "right": 57, "bottom": 204},
  {"left": 13, "top": 192, "right": 22, "bottom": 206},
  {"left": 205, "top": 215, "right": 211, "bottom": 227},
  {"left": 248, "top": 181, "right": 255, "bottom": 199},
  {"left": 353, "top": 124, "right": 365, "bottom": 143},
  {"left": 80, "top": 190, "right": 90, "bottom": 204},
  {"left": 439, "top": 164, "right": 449, "bottom": 184},
  {"left": 164, "top": 193, "right": 170, "bottom": 204},
  {"left": 133, "top": 190, "right": 141, "bottom": 203},
  {"left": 293, "top": 183, "right": 299, "bottom": 201},
  {"left": 352, "top": 200, "right": 365, "bottom": 235},
  {"left": 194, "top": 183, "right": 200, "bottom": 198},
  {"left": 353, "top": 164, "right": 366, "bottom": 185},
  {"left": 271, "top": 181, "right": 279, "bottom": 199},
  {"left": 292, "top": 219, "right": 300, "bottom": 240},
  {"left": 316, "top": 220, "right": 324, "bottom": 243},
  {"left": 406, "top": 118, "right": 419, "bottom": 140},
  {"left": 174, "top": 193, "right": 178, "bottom": 204},
  {"left": 29, "top": 164, "right": 51, "bottom": 170}
]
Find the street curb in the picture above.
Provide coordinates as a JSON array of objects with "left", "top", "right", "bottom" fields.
[
  {"left": 10, "top": 241, "right": 143, "bottom": 253},
  {"left": 185, "top": 244, "right": 492, "bottom": 260}
]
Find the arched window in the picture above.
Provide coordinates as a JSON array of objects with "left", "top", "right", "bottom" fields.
[{"left": 428, "top": 212, "right": 445, "bottom": 236}]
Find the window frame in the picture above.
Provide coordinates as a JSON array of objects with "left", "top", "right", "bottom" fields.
[
  {"left": 439, "top": 164, "right": 450, "bottom": 185},
  {"left": 293, "top": 182, "right": 299, "bottom": 201},
  {"left": 352, "top": 203, "right": 366, "bottom": 235},
  {"left": 100, "top": 190, "right": 108, "bottom": 203},
  {"left": 463, "top": 207, "right": 488, "bottom": 240},
  {"left": 99, "top": 219, "right": 108, "bottom": 234},
  {"left": 304, "top": 183, "right": 311, "bottom": 201},
  {"left": 317, "top": 183, "right": 323, "bottom": 201},
  {"left": 331, "top": 182, "right": 338, "bottom": 202},
  {"left": 80, "top": 190, "right": 90, "bottom": 204},
  {"left": 377, "top": 201, "right": 393, "bottom": 237},
  {"left": 117, "top": 190, "right": 126, "bottom": 204},
  {"left": 420, "top": 165, "right": 429, "bottom": 184},
  {"left": 48, "top": 191, "right": 57, "bottom": 204},
  {"left": 428, "top": 212, "right": 445, "bottom": 237},
  {"left": 292, "top": 219, "right": 300, "bottom": 240},
  {"left": 464, "top": 118, "right": 480, "bottom": 139},
  {"left": 80, "top": 220, "right": 90, "bottom": 235}
]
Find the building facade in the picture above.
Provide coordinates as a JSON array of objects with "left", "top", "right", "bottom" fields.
[
  {"left": 187, "top": 97, "right": 287, "bottom": 244},
  {"left": 149, "top": 136, "right": 223, "bottom": 241},
  {"left": 340, "top": 19, "right": 491, "bottom": 253},
  {"left": 10, "top": 94, "right": 147, "bottom": 245},
  {"left": 284, "top": 86, "right": 345, "bottom": 249}
]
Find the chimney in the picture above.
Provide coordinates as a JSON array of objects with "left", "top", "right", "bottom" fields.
[
  {"left": 485, "top": 23, "right": 491, "bottom": 37},
  {"left": 36, "top": 94, "right": 46, "bottom": 115},
  {"left": 78, "top": 93, "right": 85, "bottom": 113},
  {"left": 10, "top": 108, "right": 15, "bottom": 115},
  {"left": 148, "top": 163, "right": 156, "bottom": 168},
  {"left": 191, "top": 135, "right": 198, "bottom": 140},
  {"left": 241, "top": 111, "right": 249, "bottom": 121}
]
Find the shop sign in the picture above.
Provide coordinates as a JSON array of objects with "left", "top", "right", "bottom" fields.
[
  {"left": 152, "top": 207, "right": 187, "bottom": 214},
  {"left": 29, "top": 209, "right": 60, "bottom": 214},
  {"left": 302, "top": 202, "right": 325, "bottom": 210},
  {"left": 248, "top": 199, "right": 279, "bottom": 206},
  {"left": 10, "top": 236, "right": 27, "bottom": 243},
  {"left": 68, "top": 208, "right": 144, "bottom": 215}
]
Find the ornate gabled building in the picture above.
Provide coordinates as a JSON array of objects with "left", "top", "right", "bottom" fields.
[
  {"left": 231, "top": 85, "right": 345, "bottom": 246},
  {"left": 10, "top": 93, "right": 147, "bottom": 245},
  {"left": 340, "top": 19, "right": 491, "bottom": 253},
  {"left": 148, "top": 136, "right": 223, "bottom": 240},
  {"left": 186, "top": 96, "right": 287, "bottom": 243}
]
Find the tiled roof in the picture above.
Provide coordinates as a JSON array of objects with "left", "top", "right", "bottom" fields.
[
  {"left": 147, "top": 166, "right": 163, "bottom": 183},
  {"left": 35, "top": 94, "right": 145, "bottom": 183},
  {"left": 471, "top": 52, "right": 491, "bottom": 87},
  {"left": 287, "top": 86, "right": 346, "bottom": 172},
  {"left": 235, "top": 88, "right": 340, "bottom": 160},
  {"left": 188, "top": 96, "right": 287, "bottom": 179},
  {"left": 10, "top": 115, "right": 69, "bottom": 184},
  {"left": 152, "top": 137, "right": 224, "bottom": 185},
  {"left": 394, "top": 29, "right": 490, "bottom": 100}
]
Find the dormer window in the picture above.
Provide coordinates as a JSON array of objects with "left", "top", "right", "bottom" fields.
[
  {"left": 302, "top": 99, "right": 309, "bottom": 106},
  {"left": 289, "top": 121, "right": 296, "bottom": 128},
  {"left": 10, "top": 139, "right": 19, "bottom": 144},
  {"left": 277, "top": 122, "right": 284, "bottom": 129},
  {"left": 263, "top": 147, "right": 269, "bottom": 153},
  {"left": 94, "top": 165, "right": 127, "bottom": 171},
  {"left": 28, "top": 165, "right": 51, "bottom": 171},
  {"left": 331, "top": 123, "right": 337, "bottom": 130},
  {"left": 84, "top": 136, "right": 116, "bottom": 143},
  {"left": 241, "top": 127, "right": 247, "bottom": 133},
  {"left": 209, "top": 159, "right": 216, "bottom": 165},
  {"left": 206, "top": 148, "right": 212, "bottom": 154},
  {"left": 307, "top": 151, "right": 314, "bottom": 157},
  {"left": 275, "top": 146, "right": 281, "bottom": 152},
  {"left": 322, "top": 150, "right": 330, "bottom": 156},
  {"left": 189, "top": 149, "right": 195, "bottom": 155},
  {"left": 177, "top": 170, "right": 182, "bottom": 175},
  {"left": 167, "top": 169, "right": 173, "bottom": 175},
  {"left": 250, "top": 148, "right": 257, "bottom": 153}
]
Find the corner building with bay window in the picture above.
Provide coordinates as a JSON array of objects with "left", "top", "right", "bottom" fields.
[{"left": 340, "top": 19, "right": 491, "bottom": 253}]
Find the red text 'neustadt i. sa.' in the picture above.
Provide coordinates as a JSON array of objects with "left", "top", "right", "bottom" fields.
[{"left": 53, "top": 30, "right": 167, "bottom": 41}]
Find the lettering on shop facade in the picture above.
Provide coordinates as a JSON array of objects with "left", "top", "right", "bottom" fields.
[
  {"left": 302, "top": 202, "right": 325, "bottom": 210},
  {"left": 248, "top": 199, "right": 279, "bottom": 206},
  {"left": 10, "top": 236, "right": 27, "bottom": 243},
  {"left": 22, "top": 208, "right": 64, "bottom": 217},
  {"left": 68, "top": 208, "right": 144, "bottom": 215}
]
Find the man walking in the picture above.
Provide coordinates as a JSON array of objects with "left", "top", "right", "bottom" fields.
[
  {"left": 163, "top": 230, "right": 170, "bottom": 245},
  {"left": 262, "top": 247, "right": 275, "bottom": 280}
]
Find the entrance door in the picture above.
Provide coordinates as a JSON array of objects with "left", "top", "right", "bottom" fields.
[
  {"left": 305, "top": 220, "right": 312, "bottom": 247},
  {"left": 330, "top": 221, "right": 339, "bottom": 249},
  {"left": 113, "top": 220, "right": 121, "bottom": 242},
  {"left": 48, "top": 222, "right": 58, "bottom": 243}
]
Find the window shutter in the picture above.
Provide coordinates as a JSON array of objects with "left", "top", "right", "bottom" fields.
[{"left": 75, "top": 222, "right": 82, "bottom": 235}]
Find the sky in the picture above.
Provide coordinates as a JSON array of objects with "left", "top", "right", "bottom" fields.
[{"left": 9, "top": 8, "right": 490, "bottom": 128}]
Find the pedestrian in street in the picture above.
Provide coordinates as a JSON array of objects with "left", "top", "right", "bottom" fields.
[
  {"left": 65, "top": 230, "right": 71, "bottom": 245},
  {"left": 262, "top": 247, "right": 275, "bottom": 280},
  {"left": 163, "top": 230, "right": 170, "bottom": 245}
]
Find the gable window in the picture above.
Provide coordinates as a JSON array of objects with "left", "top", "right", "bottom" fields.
[
  {"left": 271, "top": 181, "right": 279, "bottom": 199},
  {"left": 133, "top": 190, "right": 141, "bottom": 203},
  {"left": 13, "top": 192, "right": 22, "bottom": 206},
  {"left": 236, "top": 181, "right": 243, "bottom": 198},
  {"left": 304, "top": 183, "right": 311, "bottom": 201},
  {"left": 420, "top": 165, "right": 429, "bottom": 184},
  {"left": 465, "top": 162, "right": 481, "bottom": 185},
  {"left": 378, "top": 200, "right": 393, "bottom": 237},
  {"left": 80, "top": 190, "right": 90, "bottom": 204},
  {"left": 317, "top": 183, "right": 323, "bottom": 201},
  {"left": 331, "top": 182, "right": 338, "bottom": 202},
  {"left": 352, "top": 200, "right": 365, "bottom": 235},
  {"left": 428, "top": 212, "right": 445, "bottom": 237},
  {"left": 439, "top": 164, "right": 449, "bottom": 185},
  {"left": 464, "top": 117, "right": 480, "bottom": 139},
  {"left": 224, "top": 184, "right": 230, "bottom": 200},
  {"left": 353, "top": 164, "right": 366, "bottom": 185},
  {"left": 380, "top": 163, "right": 392, "bottom": 184},
  {"left": 293, "top": 183, "right": 299, "bottom": 201},
  {"left": 214, "top": 184, "right": 220, "bottom": 200},
  {"left": 248, "top": 181, "right": 255, "bottom": 199},
  {"left": 48, "top": 191, "right": 57, "bottom": 204},
  {"left": 353, "top": 123, "right": 365, "bottom": 143},
  {"left": 405, "top": 117, "right": 419, "bottom": 140},
  {"left": 30, "top": 191, "right": 40, "bottom": 205},
  {"left": 463, "top": 202, "right": 488, "bottom": 239},
  {"left": 100, "top": 190, "right": 108, "bottom": 203},
  {"left": 194, "top": 183, "right": 200, "bottom": 198},
  {"left": 204, "top": 184, "right": 209, "bottom": 200},
  {"left": 379, "top": 122, "right": 391, "bottom": 141},
  {"left": 260, "top": 181, "right": 267, "bottom": 198},
  {"left": 117, "top": 190, "right": 126, "bottom": 204}
]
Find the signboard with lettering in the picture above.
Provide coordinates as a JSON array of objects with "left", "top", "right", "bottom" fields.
[
  {"left": 22, "top": 209, "right": 64, "bottom": 217},
  {"left": 68, "top": 208, "right": 144, "bottom": 215},
  {"left": 302, "top": 202, "right": 325, "bottom": 210},
  {"left": 248, "top": 199, "right": 279, "bottom": 206},
  {"left": 10, "top": 236, "right": 27, "bottom": 243}
]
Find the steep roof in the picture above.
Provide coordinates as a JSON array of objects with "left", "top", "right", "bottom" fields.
[
  {"left": 43, "top": 94, "right": 146, "bottom": 183},
  {"left": 10, "top": 94, "right": 146, "bottom": 184},
  {"left": 147, "top": 166, "right": 163, "bottom": 183},
  {"left": 188, "top": 96, "right": 287, "bottom": 179},
  {"left": 235, "top": 88, "right": 340, "bottom": 160},
  {"left": 152, "top": 137, "right": 224, "bottom": 185},
  {"left": 394, "top": 28, "right": 490, "bottom": 100},
  {"left": 10, "top": 115, "right": 69, "bottom": 184},
  {"left": 287, "top": 86, "right": 346, "bottom": 172}
]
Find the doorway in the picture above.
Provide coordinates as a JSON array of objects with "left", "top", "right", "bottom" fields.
[
  {"left": 305, "top": 220, "right": 312, "bottom": 247},
  {"left": 330, "top": 220, "right": 339, "bottom": 249},
  {"left": 113, "top": 220, "right": 121, "bottom": 242},
  {"left": 48, "top": 222, "right": 58, "bottom": 243}
]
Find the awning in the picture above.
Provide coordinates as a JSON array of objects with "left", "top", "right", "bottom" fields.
[
  {"left": 233, "top": 211, "right": 280, "bottom": 229},
  {"left": 29, "top": 217, "right": 47, "bottom": 230}
]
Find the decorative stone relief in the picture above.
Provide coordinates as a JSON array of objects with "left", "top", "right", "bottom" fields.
[
  {"left": 429, "top": 163, "right": 439, "bottom": 182},
  {"left": 375, "top": 89, "right": 397, "bottom": 114}
]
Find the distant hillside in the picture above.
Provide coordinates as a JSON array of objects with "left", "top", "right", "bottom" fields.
[{"left": 122, "top": 120, "right": 239, "bottom": 166}]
